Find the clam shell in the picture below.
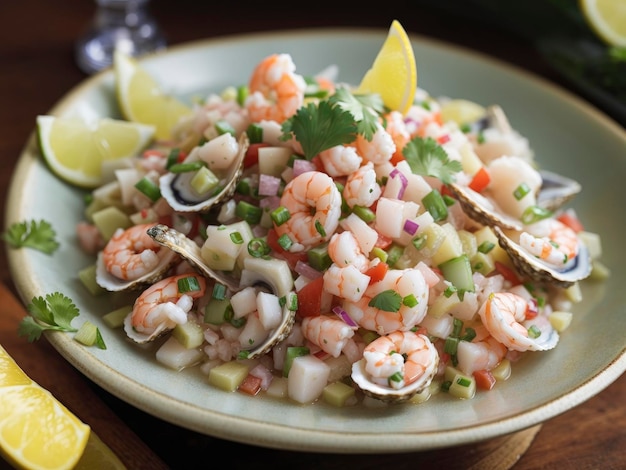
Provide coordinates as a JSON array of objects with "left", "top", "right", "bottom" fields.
[
  {"left": 351, "top": 335, "right": 439, "bottom": 404},
  {"left": 493, "top": 225, "right": 591, "bottom": 288},
  {"left": 159, "top": 133, "right": 249, "bottom": 213}
]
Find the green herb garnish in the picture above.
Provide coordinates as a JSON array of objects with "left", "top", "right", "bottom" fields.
[
  {"left": 2, "top": 219, "right": 59, "bottom": 254},
  {"left": 402, "top": 136, "right": 462, "bottom": 184}
]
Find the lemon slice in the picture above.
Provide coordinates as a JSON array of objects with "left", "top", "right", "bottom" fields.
[
  {"left": 0, "top": 344, "right": 90, "bottom": 470},
  {"left": 580, "top": 0, "right": 626, "bottom": 47},
  {"left": 114, "top": 50, "right": 192, "bottom": 140},
  {"left": 357, "top": 20, "right": 418, "bottom": 115},
  {"left": 37, "top": 115, "right": 155, "bottom": 189},
  {"left": 440, "top": 99, "right": 487, "bottom": 126}
]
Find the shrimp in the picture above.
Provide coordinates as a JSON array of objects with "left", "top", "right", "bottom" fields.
[
  {"left": 245, "top": 53, "right": 306, "bottom": 123},
  {"left": 318, "top": 145, "right": 362, "bottom": 177},
  {"left": 342, "top": 162, "right": 381, "bottom": 208},
  {"left": 342, "top": 268, "right": 429, "bottom": 335},
  {"left": 361, "top": 331, "right": 438, "bottom": 390},
  {"left": 519, "top": 219, "right": 579, "bottom": 268},
  {"left": 102, "top": 223, "right": 169, "bottom": 281},
  {"left": 274, "top": 171, "right": 342, "bottom": 252},
  {"left": 456, "top": 336, "right": 507, "bottom": 375},
  {"left": 127, "top": 273, "right": 207, "bottom": 340},
  {"left": 327, "top": 231, "right": 369, "bottom": 272},
  {"left": 355, "top": 122, "right": 396, "bottom": 165},
  {"left": 384, "top": 111, "right": 411, "bottom": 162},
  {"left": 301, "top": 314, "right": 355, "bottom": 358},
  {"left": 478, "top": 292, "right": 558, "bottom": 352},
  {"left": 323, "top": 264, "right": 371, "bottom": 303}
]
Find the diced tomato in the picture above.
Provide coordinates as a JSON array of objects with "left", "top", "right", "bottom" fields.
[
  {"left": 557, "top": 211, "right": 585, "bottom": 233},
  {"left": 437, "top": 134, "right": 450, "bottom": 145},
  {"left": 142, "top": 149, "right": 164, "bottom": 158},
  {"left": 238, "top": 374, "right": 262, "bottom": 396},
  {"left": 525, "top": 297, "right": 539, "bottom": 320},
  {"left": 311, "top": 155, "right": 325, "bottom": 172},
  {"left": 374, "top": 233, "right": 393, "bottom": 250},
  {"left": 468, "top": 167, "right": 491, "bottom": 193},
  {"left": 440, "top": 184, "right": 456, "bottom": 199},
  {"left": 364, "top": 262, "right": 388, "bottom": 285},
  {"left": 473, "top": 369, "right": 497, "bottom": 391},
  {"left": 157, "top": 214, "right": 173, "bottom": 227},
  {"left": 296, "top": 276, "right": 324, "bottom": 318},
  {"left": 244, "top": 143, "right": 269, "bottom": 168},
  {"left": 494, "top": 261, "right": 522, "bottom": 286}
]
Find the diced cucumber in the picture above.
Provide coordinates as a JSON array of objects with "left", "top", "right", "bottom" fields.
[
  {"left": 102, "top": 305, "right": 132, "bottom": 328},
  {"left": 491, "top": 359, "right": 511, "bottom": 381},
  {"left": 438, "top": 254, "right": 475, "bottom": 292},
  {"left": 172, "top": 320, "right": 204, "bottom": 349},
  {"left": 208, "top": 361, "right": 249, "bottom": 392},
  {"left": 78, "top": 264, "right": 107, "bottom": 296},
  {"left": 204, "top": 298, "right": 233, "bottom": 325},
  {"left": 457, "top": 229, "right": 477, "bottom": 259},
  {"left": 74, "top": 321, "right": 99, "bottom": 346},
  {"left": 415, "top": 222, "right": 446, "bottom": 258},
  {"left": 448, "top": 373, "right": 476, "bottom": 399},
  {"left": 470, "top": 251, "right": 495, "bottom": 276},
  {"left": 201, "top": 221, "right": 253, "bottom": 271},
  {"left": 92, "top": 206, "right": 132, "bottom": 241},
  {"left": 323, "top": 381, "right": 355, "bottom": 407},
  {"left": 307, "top": 243, "right": 332, "bottom": 272},
  {"left": 257, "top": 146, "right": 292, "bottom": 177},
  {"left": 190, "top": 166, "right": 219, "bottom": 195},
  {"left": 548, "top": 311, "right": 573, "bottom": 332},
  {"left": 590, "top": 260, "right": 611, "bottom": 280}
]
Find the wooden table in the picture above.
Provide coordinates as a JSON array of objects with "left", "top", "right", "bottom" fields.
[{"left": 1, "top": 1, "right": 624, "bottom": 468}]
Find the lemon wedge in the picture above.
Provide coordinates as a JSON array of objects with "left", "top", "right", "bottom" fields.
[
  {"left": 357, "top": 20, "right": 418, "bottom": 115},
  {"left": 114, "top": 50, "right": 192, "bottom": 140},
  {"left": 580, "top": 0, "right": 626, "bottom": 47},
  {"left": 0, "top": 344, "right": 90, "bottom": 470},
  {"left": 37, "top": 115, "right": 155, "bottom": 189},
  {"left": 440, "top": 99, "right": 487, "bottom": 126}
]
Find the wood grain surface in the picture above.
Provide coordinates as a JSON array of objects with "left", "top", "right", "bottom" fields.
[{"left": 0, "top": 1, "right": 624, "bottom": 469}]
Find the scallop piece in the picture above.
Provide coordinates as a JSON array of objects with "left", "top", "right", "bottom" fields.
[
  {"left": 351, "top": 335, "right": 439, "bottom": 404},
  {"left": 147, "top": 224, "right": 297, "bottom": 357},
  {"left": 159, "top": 133, "right": 249, "bottom": 212},
  {"left": 493, "top": 225, "right": 591, "bottom": 288}
]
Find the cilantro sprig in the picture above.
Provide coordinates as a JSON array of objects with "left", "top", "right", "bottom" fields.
[
  {"left": 403, "top": 136, "right": 463, "bottom": 185},
  {"left": 2, "top": 219, "right": 59, "bottom": 255},
  {"left": 18, "top": 292, "right": 106, "bottom": 349}
]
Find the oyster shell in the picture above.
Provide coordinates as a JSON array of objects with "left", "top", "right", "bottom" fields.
[
  {"left": 493, "top": 225, "right": 591, "bottom": 288},
  {"left": 147, "top": 223, "right": 297, "bottom": 358},
  {"left": 159, "top": 133, "right": 249, "bottom": 213},
  {"left": 351, "top": 334, "right": 439, "bottom": 404}
]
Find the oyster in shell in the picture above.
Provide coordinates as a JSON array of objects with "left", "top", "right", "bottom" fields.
[
  {"left": 95, "top": 223, "right": 179, "bottom": 292},
  {"left": 147, "top": 224, "right": 297, "bottom": 358},
  {"left": 351, "top": 332, "right": 439, "bottom": 403},
  {"left": 159, "top": 133, "right": 249, "bottom": 213}
]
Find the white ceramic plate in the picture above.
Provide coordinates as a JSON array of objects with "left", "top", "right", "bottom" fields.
[{"left": 6, "top": 28, "right": 626, "bottom": 453}]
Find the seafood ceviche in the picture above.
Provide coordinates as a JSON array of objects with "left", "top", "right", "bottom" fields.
[{"left": 77, "top": 51, "right": 605, "bottom": 407}]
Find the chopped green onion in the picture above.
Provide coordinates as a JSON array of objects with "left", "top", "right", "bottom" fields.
[
  {"left": 212, "top": 283, "right": 227, "bottom": 300},
  {"left": 236, "top": 85, "right": 249, "bottom": 107},
  {"left": 444, "top": 336, "right": 459, "bottom": 355},
  {"left": 236, "top": 201, "right": 262, "bottom": 225},
  {"left": 528, "top": 324, "right": 542, "bottom": 339},
  {"left": 388, "top": 372, "right": 403, "bottom": 384},
  {"left": 230, "top": 316, "right": 246, "bottom": 328},
  {"left": 443, "top": 285, "right": 457, "bottom": 298},
  {"left": 134, "top": 177, "right": 161, "bottom": 202},
  {"left": 461, "top": 328, "right": 476, "bottom": 342},
  {"left": 278, "top": 233, "right": 293, "bottom": 251},
  {"left": 452, "top": 318, "right": 463, "bottom": 337},
  {"left": 236, "top": 177, "right": 252, "bottom": 196},
  {"left": 248, "top": 238, "right": 271, "bottom": 258},
  {"left": 402, "top": 294, "right": 418, "bottom": 308},
  {"left": 314, "top": 219, "right": 326, "bottom": 237},
  {"left": 513, "top": 182, "right": 531, "bottom": 201},
  {"left": 477, "top": 131, "right": 486, "bottom": 144},
  {"left": 169, "top": 161, "right": 207, "bottom": 173},
  {"left": 246, "top": 123, "right": 263, "bottom": 143},
  {"left": 271, "top": 206, "right": 291, "bottom": 226},
  {"left": 177, "top": 276, "right": 201, "bottom": 293},
  {"left": 443, "top": 194, "right": 456, "bottom": 207},
  {"left": 386, "top": 244, "right": 404, "bottom": 268},
  {"left": 456, "top": 376, "right": 472, "bottom": 388},
  {"left": 307, "top": 243, "right": 332, "bottom": 271},
  {"left": 370, "top": 246, "right": 388, "bottom": 263},
  {"left": 215, "top": 120, "right": 236, "bottom": 136},
  {"left": 521, "top": 205, "right": 553, "bottom": 224},
  {"left": 477, "top": 241, "right": 495, "bottom": 254},
  {"left": 230, "top": 231, "right": 244, "bottom": 244},
  {"left": 166, "top": 148, "right": 181, "bottom": 169},
  {"left": 412, "top": 234, "right": 427, "bottom": 250},
  {"left": 423, "top": 189, "right": 448, "bottom": 222},
  {"left": 237, "top": 350, "right": 250, "bottom": 360},
  {"left": 352, "top": 205, "right": 376, "bottom": 223}
]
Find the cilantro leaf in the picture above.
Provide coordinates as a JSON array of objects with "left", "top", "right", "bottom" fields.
[
  {"left": 281, "top": 101, "right": 358, "bottom": 160},
  {"left": 403, "top": 137, "right": 463, "bottom": 185},
  {"left": 2, "top": 219, "right": 59, "bottom": 255},
  {"left": 368, "top": 289, "right": 402, "bottom": 312},
  {"left": 329, "top": 88, "right": 383, "bottom": 141},
  {"left": 18, "top": 293, "right": 105, "bottom": 348}
]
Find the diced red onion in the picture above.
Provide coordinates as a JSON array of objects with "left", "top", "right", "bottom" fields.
[
  {"left": 332, "top": 306, "right": 358, "bottom": 328},
  {"left": 293, "top": 159, "right": 317, "bottom": 177},
  {"left": 258, "top": 174, "right": 281, "bottom": 196},
  {"left": 259, "top": 195, "right": 281, "bottom": 210},
  {"left": 295, "top": 260, "right": 323, "bottom": 280},
  {"left": 403, "top": 219, "right": 419, "bottom": 236},
  {"left": 389, "top": 168, "right": 408, "bottom": 200}
]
